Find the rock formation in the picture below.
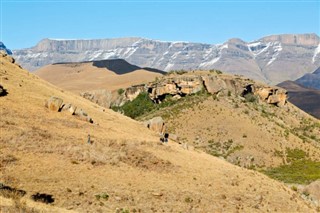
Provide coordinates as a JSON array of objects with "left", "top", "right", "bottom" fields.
[
  {"left": 130, "top": 72, "right": 287, "bottom": 107},
  {"left": 255, "top": 87, "right": 287, "bottom": 107},
  {"left": 45, "top": 96, "right": 64, "bottom": 112},
  {"left": 144, "top": 117, "right": 166, "bottom": 135},
  {"left": 148, "top": 76, "right": 204, "bottom": 103},
  {"left": 80, "top": 90, "right": 113, "bottom": 108},
  {"left": 45, "top": 96, "right": 93, "bottom": 123},
  {"left": 303, "top": 180, "right": 320, "bottom": 205}
]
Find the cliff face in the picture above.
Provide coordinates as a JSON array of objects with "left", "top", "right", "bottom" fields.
[
  {"left": 145, "top": 73, "right": 287, "bottom": 107},
  {"left": 13, "top": 34, "right": 320, "bottom": 84}
]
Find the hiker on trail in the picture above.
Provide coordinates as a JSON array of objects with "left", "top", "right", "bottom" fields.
[
  {"left": 164, "top": 133, "right": 169, "bottom": 143},
  {"left": 87, "top": 134, "right": 91, "bottom": 144}
]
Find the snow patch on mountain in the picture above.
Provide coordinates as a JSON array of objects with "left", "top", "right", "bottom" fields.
[
  {"left": 247, "top": 41, "right": 270, "bottom": 58},
  {"left": 199, "top": 44, "right": 226, "bottom": 68},
  {"left": 88, "top": 50, "right": 104, "bottom": 61},
  {"left": 199, "top": 57, "right": 220, "bottom": 68},
  {"left": 165, "top": 63, "right": 175, "bottom": 71},
  {"left": 267, "top": 42, "right": 282, "bottom": 66},
  {"left": 312, "top": 43, "right": 320, "bottom": 63}
]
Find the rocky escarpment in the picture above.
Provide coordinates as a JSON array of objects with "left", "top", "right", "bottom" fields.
[
  {"left": 81, "top": 71, "right": 287, "bottom": 109},
  {"left": 13, "top": 33, "right": 320, "bottom": 84},
  {"left": 143, "top": 72, "right": 287, "bottom": 107}
]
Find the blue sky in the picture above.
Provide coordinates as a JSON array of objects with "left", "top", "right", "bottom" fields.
[{"left": 1, "top": 0, "right": 319, "bottom": 49}]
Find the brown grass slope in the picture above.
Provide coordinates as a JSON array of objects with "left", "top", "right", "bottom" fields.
[
  {"left": 278, "top": 80, "right": 320, "bottom": 119},
  {"left": 34, "top": 60, "right": 163, "bottom": 93},
  {"left": 0, "top": 53, "right": 317, "bottom": 212}
]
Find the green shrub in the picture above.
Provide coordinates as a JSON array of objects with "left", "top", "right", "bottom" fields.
[
  {"left": 117, "top": 88, "right": 125, "bottom": 95},
  {"left": 95, "top": 192, "right": 109, "bottom": 200},
  {"left": 116, "top": 92, "right": 155, "bottom": 119},
  {"left": 286, "top": 148, "right": 308, "bottom": 163},
  {"left": 244, "top": 93, "right": 258, "bottom": 103},
  {"left": 263, "top": 160, "right": 320, "bottom": 184}
]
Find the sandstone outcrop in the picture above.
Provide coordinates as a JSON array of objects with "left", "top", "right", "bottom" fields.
[
  {"left": 304, "top": 180, "right": 320, "bottom": 199},
  {"left": 45, "top": 96, "right": 93, "bottom": 123},
  {"left": 80, "top": 90, "right": 113, "bottom": 108},
  {"left": 45, "top": 96, "right": 63, "bottom": 112},
  {"left": 75, "top": 108, "right": 93, "bottom": 123},
  {"left": 148, "top": 75, "right": 204, "bottom": 103},
  {"left": 60, "top": 103, "right": 77, "bottom": 115},
  {"left": 80, "top": 72, "right": 287, "bottom": 110},
  {"left": 140, "top": 73, "right": 287, "bottom": 107},
  {"left": 255, "top": 87, "right": 287, "bottom": 107},
  {"left": 202, "top": 75, "right": 246, "bottom": 96},
  {"left": 125, "top": 84, "right": 146, "bottom": 101},
  {"left": 144, "top": 117, "right": 166, "bottom": 134}
]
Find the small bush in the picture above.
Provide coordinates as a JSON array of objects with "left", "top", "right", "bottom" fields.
[
  {"left": 291, "top": 186, "right": 298, "bottom": 191},
  {"left": 95, "top": 192, "right": 109, "bottom": 200},
  {"left": 244, "top": 93, "right": 258, "bottom": 103},
  {"left": 185, "top": 196, "right": 193, "bottom": 203},
  {"left": 117, "top": 88, "right": 125, "bottom": 95}
]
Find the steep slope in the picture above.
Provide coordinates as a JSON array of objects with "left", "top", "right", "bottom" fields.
[
  {"left": 0, "top": 53, "right": 317, "bottom": 212},
  {"left": 278, "top": 80, "right": 320, "bottom": 119},
  {"left": 13, "top": 33, "right": 320, "bottom": 84},
  {"left": 296, "top": 67, "right": 320, "bottom": 90},
  {"left": 35, "top": 59, "right": 164, "bottom": 93}
]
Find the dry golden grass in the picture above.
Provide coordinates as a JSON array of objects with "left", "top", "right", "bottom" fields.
[
  {"left": 138, "top": 83, "right": 320, "bottom": 169},
  {"left": 0, "top": 54, "right": 318, "bottom": 212},
  {"left": 35, "top": 63, "right": 162, "bottom": 93}
]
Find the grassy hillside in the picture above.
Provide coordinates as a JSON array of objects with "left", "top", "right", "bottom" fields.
[
  {"left": 35, "top": 61, "right": 163, "bottom": 93},
  {"left": 134, "top": 73, "right": 320, "bottom": 184},
  {"left": 0, "top": 53, "right": 318, "bottom": 212}
]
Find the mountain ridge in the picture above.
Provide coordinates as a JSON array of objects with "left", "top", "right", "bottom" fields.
[{"left": 13, "top": 33, "right": 320, "bottom": 84}]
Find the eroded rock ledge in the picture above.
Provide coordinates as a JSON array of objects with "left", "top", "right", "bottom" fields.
[{"left": 81, "top": 71, "right": 288, "bottom": 108}]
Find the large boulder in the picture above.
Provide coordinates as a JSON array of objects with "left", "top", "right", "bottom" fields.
[
  {"left": 255, "top": 87, "right": 287, "bottom": 107},
  {"left": 147, "top": 75, "right": 204, "bottom": 102},
  {"left": 125, "top": 84, "right": 146, "bottom": 101},
  {"left": 303, "top": 180, "right": 320, "bottom": 204},
  {"left": 144, "top": 117, "right": 166, "bottom": 134},
  {"left": 80, "top": 89, "right": 113, "bottom": 108},
  {"left": 45, "top": 96, "right": 64, "bottom": 112},
  {"left": 202, "top": 76, "right": 226, "bottom": 94},
  {"left": 61, "top": 103, "right": 77, "bottom": 115},
  {"left": 256, "top": 87, "right": 272, "bottom": 100},
  {"left": 75, "top": 108, "right": 93, "bottom": 123}
]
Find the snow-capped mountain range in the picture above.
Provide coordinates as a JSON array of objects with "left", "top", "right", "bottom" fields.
[{"left": 13, "top": 33, "right": 320, "bottom": 84}]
